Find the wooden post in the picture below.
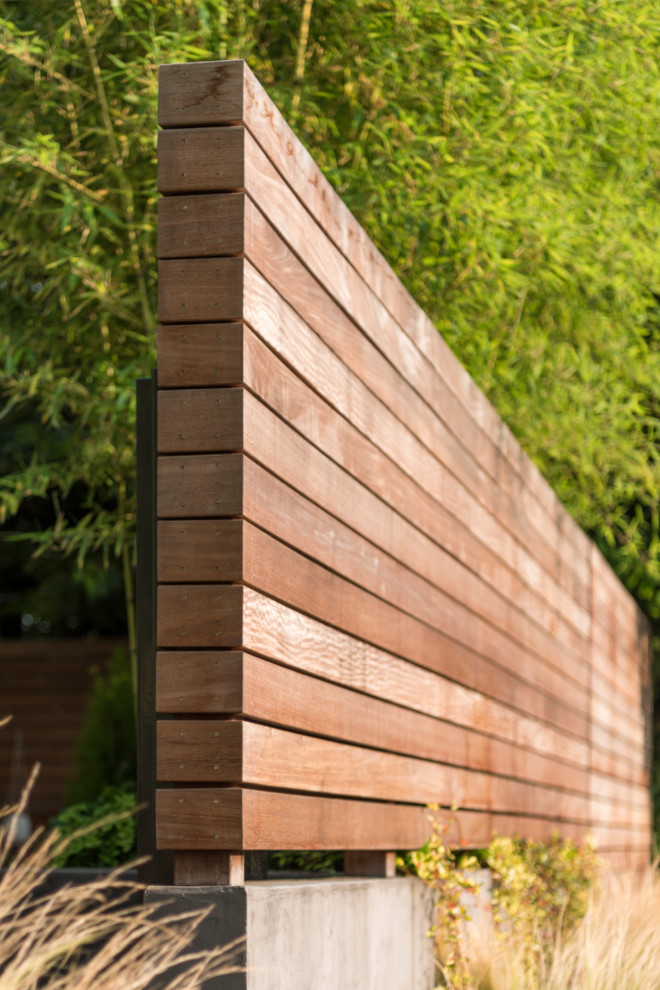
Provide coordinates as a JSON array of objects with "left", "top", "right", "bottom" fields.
[
  {"left": 173, "top": 851, "right": 245, "bottom": 886},
  {"left": 344, "top": 851, "right": 396, "bottom": 878}
]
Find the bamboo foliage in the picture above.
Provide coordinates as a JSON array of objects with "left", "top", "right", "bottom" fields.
[{"left": 1, "top": 0, "right": 659, "bottom": 627}]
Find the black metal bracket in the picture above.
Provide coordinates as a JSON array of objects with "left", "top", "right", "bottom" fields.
[{"left": 136, "top": 370, "right": 172, "bottom": 886}]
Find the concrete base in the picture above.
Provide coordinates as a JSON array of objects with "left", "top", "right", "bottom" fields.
[{"left": 145, "top": 876, "right": 435, "bottom": 990}]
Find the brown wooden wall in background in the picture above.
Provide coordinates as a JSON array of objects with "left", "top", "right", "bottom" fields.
[
  {"left": 0, "top": 638, "right": 126, "bottom": 825},
  {"left": 155, "top": 60, "right": 652, "bottom": 875}
]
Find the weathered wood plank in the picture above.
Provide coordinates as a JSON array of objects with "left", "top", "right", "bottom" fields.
[
  {"left": 160, "top": 63, "right": 587, "bottom": 580},
  {"left": 157, "top": 720, "right": 243, "bottom": 781},
  {"left": 157, "top": 451, "right": 243, "bottom": 518},
  {"left": 158, "top": 193, "right": 244, "bottom": 258},
  {"left": 156, "top": 785, "right": 637, "bottom": 852},
  {"left": 158, "top": 425, "right": 587, "bottom": 677},
  {"left": 158, "top": 335, "right": 589, "bottom": 682},
  {"left": 157, "top": 386, "right": 243, "bottom": 453},
  {"left": 238, "top": 144, "right": 590, "bottom": 601},
  {"left": 157, "top": 584, "right": 243, "bottom": 647},
  {"left": 160, "top": 519, "right": 590, "bottom": 737},
  {"left": 158, "top": 509, "right": 590, "bottom": 721},
  {"left": 156, "top": 786, "right": 429, "bottom": 851},
  {"left": 156, "top": 651, "right": 244, "bottom": 712},
  {"left": 154, "top": 60, "right": 652, "bottom": 866},
  {"left": 156, "top": 719, "right": 594, "bottom": 821},
  {"left": 157, "top": 786, "right": 243, "bottom": 849},
  {"left": 156, "top": 369, "right": 592, "bottom": 718},
  {"left": 196, "top": 243, "right": 590, "bottom": 642},
  {"left": 174, "top": 851, "right": 245, "bottom": 886},
  {"left": 158, "top": 257, "right": 243, "bottom": 323},
  {"left": 160, "top": 445, "right": 589, "bottom": 699},
  {"left": 157, "top": 651, "right": 591, "bottom": 793},
  {"left": 159, "top": 298, "right": 579, "bottom": 664},
  {"left": 155, "top": 180, "right": 591, "bottom": 616},
  {"left": 158, "top": 519, "right": 242, "bottom": 582},
  {"left": 158, "top": 61, "right": 245, "bottom": 125},
  {"left": 239, "top": 587, "right": 591, "bottom": 768},
  {"left": 157, "top": 322, "right": 244, "bottom": 387},
  {"left": 157, "top": 126, "right": 244, "bottom": 192}
]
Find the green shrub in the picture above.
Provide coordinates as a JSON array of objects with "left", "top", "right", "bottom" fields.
[
  {"left": 49, "top": 785, "right": 137, "bottom": 869},
  {"left": 403, "top": 810, "right": 601, "bottom": 989},
  {"left": 268, "top": 850, "right": 342, "bottom": 874},
  {"left": 398, "top": 808, "right": 482, "bottom": 988},
  {"left": 487, "top": 832, "right": 601, "bottom": 982},
  {"left": 69, "top": 646, "right": 136, "bottom": 804}
]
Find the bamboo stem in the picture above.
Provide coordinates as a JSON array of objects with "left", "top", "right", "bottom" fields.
[{"left": 292, "top": 0, "right": 314, "bottom": 111}]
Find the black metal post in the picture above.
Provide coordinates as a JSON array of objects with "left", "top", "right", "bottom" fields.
[{"left": 136, "top": 370, "right": 172, "bottom": 885}]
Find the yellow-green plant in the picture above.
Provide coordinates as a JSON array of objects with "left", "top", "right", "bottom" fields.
[
  {"left": 487, "top": 831, "right": 601, "bottom": 983},
  {"left": 399, "top": 807, "right": 482, "bottom": 988},
  {"left": 404, "top": 815, "right": 601, "bottom": 989}
]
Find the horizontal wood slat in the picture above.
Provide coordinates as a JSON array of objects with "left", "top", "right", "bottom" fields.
[
  {"left": 159, "top": 514, "right": 590, "bottom": 729},
  {"left": 156, "top": 62, "right": 591, "bottom": 563},
  {"left": 159, "top": 318, "right": 586, "bottom": 660},
  {"left": 157, "top": 143, "right": 592, "bottom": 613},
  {"left": 155, "top": 651, "right": 590, "bottom": 794},
  {"left": 156, "top": 786, "right": 642, "bottom": 852},
  {"left": 157, "top": 719, "right": 649, "bottom": 827},
  {"left": 153, "top": 59, "right": 652, "bottom": 871}
]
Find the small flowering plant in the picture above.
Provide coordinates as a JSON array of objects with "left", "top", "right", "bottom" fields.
[
  {"left": 401, "top": 810, "right": 601, "bottom": 989},
  {"left": 398, "top": 806, "right": 482, "bottom": 987},
  {"left": 487, "top": 831, "right": 601, "bottom": 982}
]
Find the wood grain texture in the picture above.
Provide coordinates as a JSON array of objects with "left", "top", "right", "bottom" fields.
[
  {"left": 157, "top": 584, "right": 243, "bottom": 647},
  {"left": 156, "top": 60, "right": 592, "bottom": 576},
  {"left": 231, "top": 60, "right": 591, "bottom": 554},
  {"left": 156, "top": 718, "right": 593, "bottom": 822},
  {"left": 157, "top": 386, "right": 243, "bottom": 453},
  {"left": 156, "top": 786, "right": 618, "bottom": 852},
  {"left": 157, "top": 451, "right": 243, "bottom": 517},
  {"left": 158, "top": 257, "right": 243, "bottom": 323},
  {"left": 157, "top": 126, "right": 244, "bottom": 193},
  {"left": 238, "top": 587, "right": 591, "bottom": 769},
  {"left": 160, "top": 425, "right": 586, "bottom": 688},
  {"left": 246, "top": 445, "right": 587, "bottom": 699},
  {"left": 156, "top": 651, "right": 244, "bottom": 713},
  {"left": 157, "top": 720, "right": 243, "bottom": 781},
  {"left": 157, "top": 518, "right": 242, "bottom": 582},
  {"left": 158, "top": 61, "right": 245, "bottom": 126},
  {"left": 154, "top": 59, "right": 652, "bottom": 866},
  {"left": 156, "top": 374, "right": 590, "bottom": 732},
  {"left": 241, "top": 260, "right": 592, "bottom": 644},
  {"left": 160, "top": 514, "right": 589, "bottom": 737},
  {"left": 156, "top": 786, "right": 243, "bottom": 849},
  {"left": 174, "top": 851, "right": 244, "bottom": 885},
  {"left": 157, "top": 322, "right": 243, "bottom": 386},
  {"left": 155, "top": 650, "right": 591, "bottom": 793},
  {"left": 158, "top": 193, "right": 244, "bottom": 258},
  {"left": 237, "top": 147, "right": 590, "bottom": 605},
  {"left": 155, "top": 177, "right": 589, "bottom": 617},
  {"left": 159, "top": 318, "right": 589, "bottom": 681}
]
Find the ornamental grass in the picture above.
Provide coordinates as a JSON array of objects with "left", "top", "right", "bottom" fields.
[
  {"left": 467, "top": 864, "right": 660, "bottom": 990},
  {"left": 0, "top": 726, "right": 241, "bottom": 989}
]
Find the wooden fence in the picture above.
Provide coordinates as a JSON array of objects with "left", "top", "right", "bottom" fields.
[
  {"left": 153, "top": 59, "right": 652, "bottom": 883},
  {"left": 0, "top": 638, "right": 127, "bottom": 825}
]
